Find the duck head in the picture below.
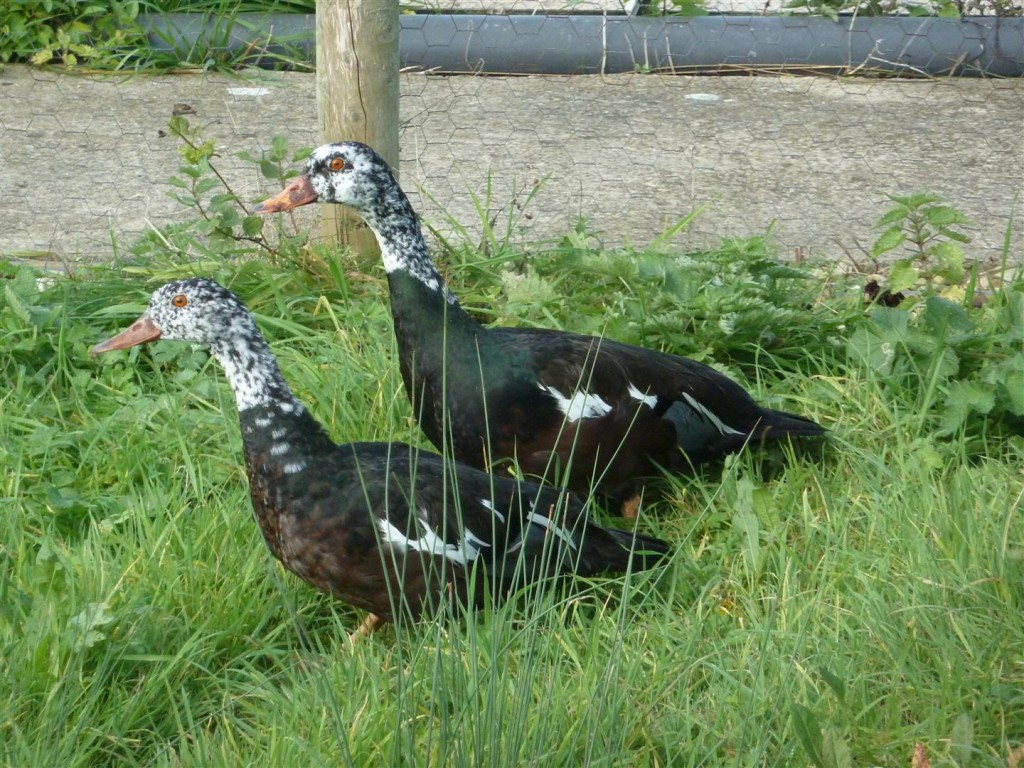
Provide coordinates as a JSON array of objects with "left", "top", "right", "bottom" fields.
[
  {"left": 91, "top": 278, "right": 249, "bottom": 355},
  {"left": 252, "top": 142, "right": 396, "bottom": 215}
]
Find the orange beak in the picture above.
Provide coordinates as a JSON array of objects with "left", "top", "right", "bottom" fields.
[
  {"left": 251, "top": 175, "right": 319, "bottom": 214},
  {"left": 90, "top": 316, "right": 161, "bottom": 356}
]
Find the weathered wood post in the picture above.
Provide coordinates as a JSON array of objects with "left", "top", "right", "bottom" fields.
[{"left": 316, "top": 0, "right": 400, "bottom": 257}]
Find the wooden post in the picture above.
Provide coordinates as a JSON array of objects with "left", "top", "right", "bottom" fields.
[{"left": 316, "top": 0, "right": 400, "bottom": 258}]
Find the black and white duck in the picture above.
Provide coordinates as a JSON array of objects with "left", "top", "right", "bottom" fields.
[
  {"left": 91, "top": 277, "right": 670, "bottom": 633},
  {"left": 254, "top": 142, "right": 826, "bottom": 514}
]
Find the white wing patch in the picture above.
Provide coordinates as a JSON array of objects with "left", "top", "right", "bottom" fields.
[
  {"left": 378, "top": 515, "right": 489, "bottom": 567},
  {"left": 540, "top": 384, "right": 613, "bottom": 422},
  {"left": 480, "top": 499, "right": 506, "bottom": 524},
  {"left": 681, "top": 392, "right": 743, "bottom": 436},
  {"left": 627, "top": 383, "right": 659, "bottom": 410},
  {"left": 526, "top": 510, "right": 578, "bottom": 551},
  {"left": 282, "top": 460, "right": 307, "bottom": 475}
]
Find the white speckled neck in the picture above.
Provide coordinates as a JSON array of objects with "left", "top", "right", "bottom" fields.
[{"left": 210, "top": 333, "right": 303, "bottom": 414}]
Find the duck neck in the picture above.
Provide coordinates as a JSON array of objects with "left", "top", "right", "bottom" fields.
[
  {"left": 208, "top": 331, "right": 301, "bottom": 414},
  {"left": 360, "top": 179, "right": 476, "bottom": 335},
  {"left": 209, "top": 330, "right": 337, "bottom": 483}
]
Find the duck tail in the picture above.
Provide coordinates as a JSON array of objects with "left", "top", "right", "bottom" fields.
[
  {"left": 757, "top": 408, "right": 827, "bottom": 439},
  {"left": 598, "top": 527, "right": 673, "bottom": 572}
]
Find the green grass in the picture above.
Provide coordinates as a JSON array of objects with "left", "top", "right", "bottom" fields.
[{"left": 1, "top": 237, "right": 1022, "bottom": 767}]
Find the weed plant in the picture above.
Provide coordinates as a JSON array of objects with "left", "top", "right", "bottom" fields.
[
  {"left": 1, "top": 132, "right": 1022, "bottom": 766},
  {"left": 1, "top": 0, "right": 315, "bottom": 71}
]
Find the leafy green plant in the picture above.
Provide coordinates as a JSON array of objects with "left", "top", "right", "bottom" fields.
[
  {"left": 149, "top": 0, "right": 316, "bottom": 11},
  {"left": 640, "top": 0, "right": 709, "bottom": 17},
  {"left": 0, "top": 0, "right": 145, "bottom": 68},
  {"left": 869, "top": 191, "right": 972, "bottom": 299},
  {"left": 843, "top": 192, "right": 1023, "bottom": 441},
  {"left": 783, "top": 0, "right": 963, "bottom": 19},
  {"left": 129, "top": 118, "right": 310, "bottom": 268},
  {"left": 848, "top": 269, "right": 1023, "bottom": 441},
  {"left": 140, "top": 11, "right": 314, "bottom": 72}
]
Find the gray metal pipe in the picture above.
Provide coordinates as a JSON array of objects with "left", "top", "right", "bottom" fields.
[{"left": 140, "top": 12, "right": 1024, "bottom": 76}]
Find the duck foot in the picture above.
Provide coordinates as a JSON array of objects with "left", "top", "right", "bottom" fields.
[{"left": 348, "top": 612, "right": 384, "bottom": 645}]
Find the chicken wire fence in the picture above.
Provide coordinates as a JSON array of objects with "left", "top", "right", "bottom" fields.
[{"left": 1, "top": 15, "right": 1022, "bottom": 267}]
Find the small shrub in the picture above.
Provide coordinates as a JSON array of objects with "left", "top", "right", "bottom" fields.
[
  {"left": 0, "top": 0, "right": 144, "bottom": 68},
  {"left": 869, "top": 191, "right": 972, "bottom": 299},
  {"left": 848, "top": 193, "right": 1022, "bottom": 442},
  {"left": 130, "top": 118, "right": 310, "bottom": 267}
]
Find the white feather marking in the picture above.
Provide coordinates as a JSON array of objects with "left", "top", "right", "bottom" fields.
[
  {"left": 270, "top": 442, "right": 290, "bottom": 456},
  {"left": 540, "top": 384, "right": 613, "bottom": 422},
  {"left": 464, "top": 530, "right": 490, "bottom": 551},
  {"left": 681, "top": 392, "right": 743, "bottom": 436},
  {"left": 377, "top": 516, "right": 488, "bottom": 566},
  {"left": 480, "top": 499, "right": 506, "bottom": 524},
  {"left": 627, "top": 383, "right": 659, "bottom": 410},
  {"left": 526, "top": 510, "right": 577, "bottom": 551},
  {"left": 271, "top": 427, "right": 287, "bottom": 439},
  {"left": 282, "top": 460, "right": 307, "bottom": 475},
  {"left": 254, "top": 416, "right": 272, "bottom": 428}
]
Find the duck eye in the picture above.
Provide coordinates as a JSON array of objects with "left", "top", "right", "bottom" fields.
[
  {"left": 171, "top": 294, "right": 188, "bottom": 308},
  {"left": 328, "top": 157, "right": 346, "bottom": 172}
]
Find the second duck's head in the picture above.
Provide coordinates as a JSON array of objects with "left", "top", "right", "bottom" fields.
[{"left": 253, "top": 141, "right": 398, "bottom": 216}]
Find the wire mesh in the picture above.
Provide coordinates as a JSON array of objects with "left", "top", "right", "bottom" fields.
[{"left": 0, "top": 17, "right": 1021, "bottom": 266}]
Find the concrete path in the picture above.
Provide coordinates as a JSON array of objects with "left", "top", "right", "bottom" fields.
[{"left": 1, "top": 65, "right": 1021, "bottom": 267}]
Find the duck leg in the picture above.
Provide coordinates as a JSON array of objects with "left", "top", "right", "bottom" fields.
[{"left": 348, "top": 612, "right": 384, "bottom": 645}]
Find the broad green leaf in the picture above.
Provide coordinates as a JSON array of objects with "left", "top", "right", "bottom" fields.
[
  {"left": 210, "top": 192, "right": 238, "bottom": 207},
  {"left": 938, "top": 229, "right": 972, "bottom": 244},
  {"left": 994, "top": 357, "right": 1024, "bottom": 416},
  {"left": 996, "top": 290, "right": 1024, "bottom": 341},
  {"left": 790, "top": 704, "right": 826, "bottom": 768},
  {"left": 950, "top": 712, "right": 973, "bottom": 767},
  {"left": 921, "top": 296, "right": 972, "bottom": 336},
  {"left": 888, "top": 260, "right": 919, "bottom": 293},
  {"left": 818, "top": 667, "right": 846, "bottom": 701},
  {"left": 822, "top": 728, "right": 854, "bottom": 768},
  {"left": 904, "top": 191, "right": 942, "bottom": 207},
  {"left": 847, "top": 326, "right": 896, "bottom": 375},
  {"left": 732, "top": 509, "right": 761, "bottom": 574},
  {"left": 941, "top": 380, "right": 995, "bottom": 434},
  {"left": 67, "top": 601, "right": 115, "bottom": 652},
  {"left": 930, "top": 241, "right": 966, "bottom": 283},
  {"left": 242, "top": 215, "right": 265, "bottom": 237},
  {"left": 871, "top": 226, "right": 906, "bottom": 258},
  {"left": 932, "top": 346, "right": 960, "bottom": 380},
  {"left": 260, "top": 159, "right": 282, "bottom": 180},
  {"left": 3, "top": 284, "right": 32, "bottom": 324},
  {"left": 875, "top": 207, "right": 908, "bottom": 227},
  {"left": 924, "top": 204, "right": 969, "bottom": 228},
  {"left": 947, "top": 381, "right": 995, "bottom": 415},
  {"left": 194, "top": 177, "right": 220, "bottom": 195}
]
